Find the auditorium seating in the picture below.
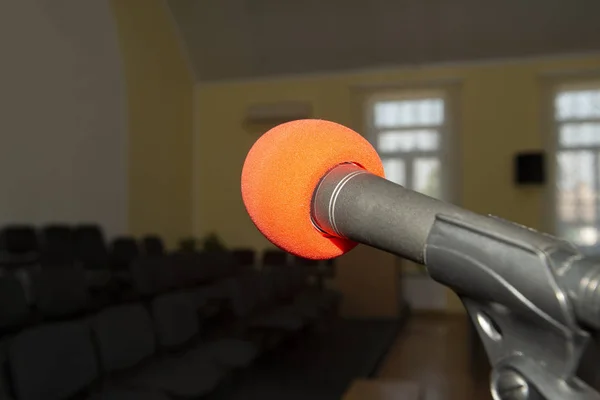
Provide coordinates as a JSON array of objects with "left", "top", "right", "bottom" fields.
[
  {"left": 39, "top": 225, "right": 74, "bottom": 266},
  {"left": 0, "top": 275, "right": 29, "bottom": 334},
  {"left": 141, "top": 235, "right": 164, "bottom": 257},
  {"left": 0, "top": 225, "right": 39, "bottom": 267},
  {"left": 0, "top": 223, "right": 342, "bottom": 399}
]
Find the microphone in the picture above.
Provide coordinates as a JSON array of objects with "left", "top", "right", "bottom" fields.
[
  {"left": 241, "top": 119, "right": 385, "bottom": 260},
  {"left": 242, "top": 119, "right": 600, "bottom": 400},
  {"left": 241, "top": 119, "right": 555, "bottom": 264}
]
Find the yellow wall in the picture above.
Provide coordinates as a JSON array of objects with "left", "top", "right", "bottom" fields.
[
  {"left": 111, "top": 0, "right": 194, "bottom": 247},
  {"left": 195, "top": 55, "right": 600, "bottom": 314}
]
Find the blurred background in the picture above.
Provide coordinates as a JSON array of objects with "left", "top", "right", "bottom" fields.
[{"left": 1, "top": 0, "right": 600, "bottom": 399}]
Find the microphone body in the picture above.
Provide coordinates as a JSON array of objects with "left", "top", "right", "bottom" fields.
[
  {"left": 311, "top": 163, "right": 557, "bottom": 265},
  {"left": 312, "top": 163, "right": 600, "bottom": 400}
]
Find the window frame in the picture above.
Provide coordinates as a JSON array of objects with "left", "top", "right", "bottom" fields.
[
  {"left": 544, "top": 74, "right": 600, "bottom": 252},
  {"left": 363, "top": 87, "right": 457, "bottom": 203}
]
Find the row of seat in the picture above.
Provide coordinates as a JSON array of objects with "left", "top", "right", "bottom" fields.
[
  {"left": 0, "top": 249, "right": 341, "bottom": 399},
  {"left": 0, "top": 246, "right": 329, "bottom": 331},
  {"left": 0, "top": 224, "right": 162, "bottom": 269},
  {"left": 0, "top": 224, "right": 332, "bottom": 274}
]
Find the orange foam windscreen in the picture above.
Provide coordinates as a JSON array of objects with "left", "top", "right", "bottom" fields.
[{"left": 241, "top": 119, "right": 385, "bottom": 259}]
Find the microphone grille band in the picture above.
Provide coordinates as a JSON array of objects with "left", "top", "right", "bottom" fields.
[{"left": 329, "top": 169, "right": 369, "bottom": 237}]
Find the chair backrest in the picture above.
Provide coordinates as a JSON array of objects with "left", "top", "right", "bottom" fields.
[
  {"left": 232, "top": 248, "right": 255, "bottom": 267},
  {"left": 0, "top": 275, "right": 29, "bottom": 332},
  {"left": 8, "top": 321, "right": 97, "bottom": 400},
  {"left": 74, "top": 225, "right": 108, "bottom": 270},
  {"left": 152, "top": 291, "right": 199, "bottom": 348},
  {"left": 109, "top": 237, "right": 139, "bottom": 271},
  {"left": 130, "top": 256, "right": 177, "bottom": 296},
  {"left": 0, "top": 226, "right": 38, "bottom": 268},
  {"left": 141, "top": 235, "right": 165, "bottom": 257},
  {"left": 0, "top": 339, "right": 12, "bottom": 400},
  {"left": 0, "top": 226, "right": 38, "bottom": 256},
  {"left": 204, "top": 251, "right": 237, "bottom": 279},
  {"left": 168, "top": 252, "right": 206, "bottom": 288},
  {"left": 130, "top": 256, "right": 158, "bottom": 296},
  {"left": 230, "top": 271, "right": 261, "bottom": 317},
  {"left": 40, "top": 225, "right": 74, "bottom": 267},
  {"left": 90, "top": 303, "right": 155, "bottom": 372},
  {"left": 262, "top": 249, "right": 288, "bottom": 267},
  {"left": 262, "top": 264, "right": 293, "bottom": 300},
  {"left": 289, "top": 262, "right": 310, "bottom": 292},
  {"left": 32, "top": 264, "right": 88, "bottom": 318}
]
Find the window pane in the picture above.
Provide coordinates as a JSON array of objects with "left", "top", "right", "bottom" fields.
[
  {"left": 382, "top": 158, "right": 405, "bottom": 186},
  {"left": 557, "top": 151, "right": 595, "bottom": 224},
  {"left": 374, "top": 98, "right": 444, "bottom": 128},
  {"left": 562, "top": 225, "right": 599, "bottom": 246},
  {"left": 559, "top": 123, "right": 600, "bottom": 147},
  {"left": 378, "top": 130, "right": 439, "bottom": 153},
  {"left": 414, "top": 158, "right": 441, "bottom": 198},
  {"left": 555, "top": 90, "right": 600, "bottom": 121}
]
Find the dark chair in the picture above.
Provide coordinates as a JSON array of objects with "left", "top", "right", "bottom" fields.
[
  {"left": 141, "top": 235, "right": 165, "bottom": 257},
  {"left": 73, "top": 225, "right": 112, "bottom": 301},
  {"left": 262, "top": 249, "right": 288, "bottom": 267},
  {"left": 32, "top": 264, "right": 89, "bottom": 319},
  {"left": 40, "top": 225, "right": 74, "bottom": 267},
  {"left": 232, "top": 248, "right": 255, "bottom": 268},
  {"left": 109, "top": 237, "right": 140, "bottom": 272},
  {"left": 0, "top": 275, "right": 30, "bottom": 334},
  {"left": 90, "top": 303, "right": 227, "bottom": 397},
  {"left": 74, "top": 225, "right": 109, "bottom": 271},
  {"left": 0, "top": 225, "right": 39, "bottom": 267}
]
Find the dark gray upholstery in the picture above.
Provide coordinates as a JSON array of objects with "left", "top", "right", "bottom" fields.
[
  {"left": 85, "top": 269, "right": 112, "bottom": 289},
  {"left": 123, "top": 359, "right": 224, "bottom": 398},
  {"left": 0, "top": 340, "right": 13, "bottom": 400},
  {"left": 32, "top": 265, "right": 89, "bottom": 318},
  {"left": 152, "top": 291, "right": 199, "bottom": 348},
  {"left": 40, "top": 225, "right": 75, "bottom": 267},
  {"left": 87, "top": 389, "right": 169, "bottom": 400},
  {"left": 74, "top": 225, "right": 109, "bottom": 271},
  {"left": 195, "top": 277, "right": 235, "bottom": 302},
  {"left": 185, "top": 339, "right": 258, "bottom": 368},
  {"left": 13, "top": 267, "right": 38, "bottom": 305},
  {"left": 91, "top": 302, "right": 227, "bottom": 398},
  {"left": 141, "top": 236, "right": 165, "bottom": 257},
  {"left": 8, "top": 322, "right": 97, "bottom": 400},
  {"left": 168, "top": 253, "right": 204, "bottom": 287},
  {"left": 129, "top": 257, "right": 159, "bottom": 296},
  {"left": 152, "top": 291, "right": 258, "bottom": 368},
  {"left": 91, "top": 304, "right": 155, "bottom": 372},
  {"left": 250, "top": 309, "right": 304, "bottom": 331},
  {"left": 0, "top": 275, "right": 29, "bottom": 331},
  {"left": 229, "top": 273, "right": 261, "bottom": 318}
]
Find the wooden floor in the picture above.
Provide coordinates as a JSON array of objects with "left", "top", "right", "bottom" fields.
[{"left": 376, "top": 314, "right": 493, "bottom": 400}]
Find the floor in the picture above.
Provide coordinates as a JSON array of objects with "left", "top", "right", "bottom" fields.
[
  {"left": 214, "top": 318, "right": 400, "bottom": 399},
  {"left": 214, "top": 313, "right": 493, "bottom": 399},
  {"left": 376, "top": 314, "right": 493, "bottom": 400}
]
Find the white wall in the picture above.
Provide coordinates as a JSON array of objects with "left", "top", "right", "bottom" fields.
[{"left": 0, "top": 0, "right": 127, "bottom": 238}]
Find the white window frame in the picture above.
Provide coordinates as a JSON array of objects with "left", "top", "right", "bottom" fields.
[
  {"left": 359, "top": 84, "right": 460, "bottom": 312},
  {"left": 362, "top": 87, "right": 459, "bottom": 204},
  {"left": 544, "top": 75, "right": 600, "bottom": 253}
]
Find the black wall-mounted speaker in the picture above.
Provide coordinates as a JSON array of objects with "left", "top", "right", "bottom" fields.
[{"left": 515, "top": 152, "right": 545, "bottom": 185}]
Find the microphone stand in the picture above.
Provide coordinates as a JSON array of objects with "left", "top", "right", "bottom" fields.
[{"left": 425, "top": 214, "right": 600, "bottom": 400}]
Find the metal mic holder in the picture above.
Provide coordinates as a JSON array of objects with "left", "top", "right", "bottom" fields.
[
  {"left": 426, "top": 215, "right": 600, "bottom": 400},
  {"left": 311, "top": 163, "right": 600, "bottom": 400}
]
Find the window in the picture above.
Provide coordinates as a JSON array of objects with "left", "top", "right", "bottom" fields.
[
  {"left": 553, "top": 84, "right": 600, "bottom": 247},
  {"left": 366, "top": 91, "right": 447, "bottom": 200}
]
